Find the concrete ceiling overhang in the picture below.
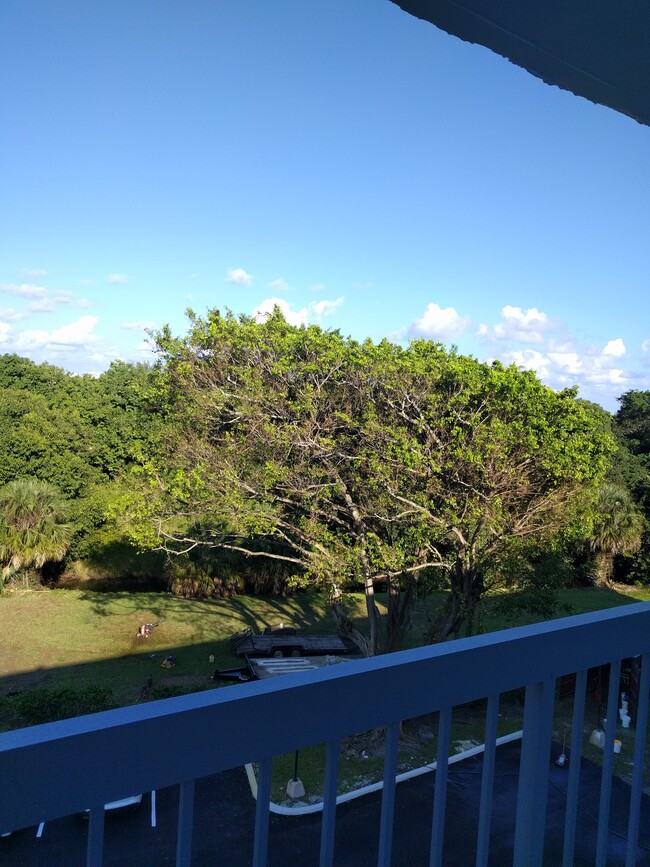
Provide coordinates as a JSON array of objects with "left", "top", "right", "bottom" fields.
[{"left": 390, "top": 0, "right": 650, "bottom": 126}]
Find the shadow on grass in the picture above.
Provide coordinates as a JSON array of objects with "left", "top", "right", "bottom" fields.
[
  {"left": 0, "top": 586, "right": 371, "bottom": 731},
  {"left": 0, "top": 583, "right": 642, "bottom": 734}
]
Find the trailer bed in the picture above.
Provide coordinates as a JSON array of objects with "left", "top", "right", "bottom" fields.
[{"left": 230, "top": 627, "right": 358, "bottom": 658}]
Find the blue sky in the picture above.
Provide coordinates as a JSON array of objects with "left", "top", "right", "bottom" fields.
[{"left": 1, "top": 0, "right": 649, "bottom": 411}]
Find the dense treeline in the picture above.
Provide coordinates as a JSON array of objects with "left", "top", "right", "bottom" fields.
[
  {"left": 1, "top": 311, "right": 649, "bottom": 653},
  {"left": 0, "top": 354, "right": 165, "bottom": 583}
]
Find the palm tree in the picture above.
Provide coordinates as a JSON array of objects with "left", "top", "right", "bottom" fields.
[
  {"left": 0, "top": 478, "right": 72, "bottom": 586},
  {"left": 588, "top": 483, "right": 644, "bottom": 585}
]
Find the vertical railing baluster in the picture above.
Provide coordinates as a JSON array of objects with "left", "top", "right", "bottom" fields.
[
  {"left": 595, "top": 659, "right": 621, "bottom": 867},
  {"left": 86, "top": 805, "right": 104, "bottom": 867},
  {"left": 176, "top": 779, "right": 195, "bottom": 867},
  {"left": 429, "top": 706, "right": 452, "bottom": 867},
  {"left": 319, "top": 739, "right": 341, "bottom": 867},
  {"left": 513, "top": 678, "right": 555, "bottom": 867},
  {"left": 475, "top": 694, "right": 499, "bottom": 867},
  {"left": 626, "top": 653, "right": 650, "bottom": 867},
  {"left": 253, "top": 759, "right": 273, "bottom": 867},
  {"left": 377, "top": 722, "right": 400, "bottom": 867},
  {"left": 562, "top": 668, "right": 587, "bottom": 867}
]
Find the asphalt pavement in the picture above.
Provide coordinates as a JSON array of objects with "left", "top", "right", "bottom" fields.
[{"left": 2, "top": 742, "right": 650, "bottom": 866}]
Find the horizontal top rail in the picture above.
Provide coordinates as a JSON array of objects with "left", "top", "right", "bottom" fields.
[{"left": 2, "top": 602, "right": 650, "bottom": 832}]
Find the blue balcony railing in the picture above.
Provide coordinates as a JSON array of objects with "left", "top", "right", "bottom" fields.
[{"left": 1, "top": 603, "right": 650, "bottom": 866}]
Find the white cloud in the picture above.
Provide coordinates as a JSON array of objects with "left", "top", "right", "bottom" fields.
[
  {"left": 15, "top": 315, "right": 100, "bottom": 351},
  {"left": 309, "top": 297, "right": 344, "bottom": 320},
  {"left": 136, "top": 338, "right": 156, "bottom": 357},
  {"left": 408, "top": 303, "right": 470, "bottom": 340},
  {"left": 0, "top": 283, "right": 48, "bottom": 299},
  {"left": 603, "top": 338, "right": 626, "bottom": 357},
  {"left": 252, "top": 297, "right": 308, "bottom": 327},
  {"left": 309, "top": 283, "right": 327, "bottom": 293},
  {"left": 15, "top": 329, "right": 50, "bottom": 350},
  {"left": 106, "top": 273, "right": 129, "bottom": 285},
  {"left": 583, "top": 368, "right": 627, "bottom": 385},
  {"left": 121, "top": 320, "right": 155, "bottom": 331},
  {"left": 0, "top": 321, "right": 12, "bottom": 343},
  {"left": 547, "top": 351, "right": 582, "bottom": 374},
  {"left": 267, "top": 278, "right": 292, "bottom": 293},
  {"left": 0, "top": 285, "right": 90, "bottom": 316},
  {"left": 501, "top": 349, "right": 551, "bottom": 379},
  {"left": 225, "top": 267, "right": 253, "bottom": 287},
  {"left": 642, "top": 339, "right": 650, "bottom": 354},
  {"left": 50, "top": 316, "right": 100, "bottom": 346},
  {"left": 53, "top": 291, "right": 74, "bottom": 303},
  {"left": 479, "top": 306, "right": 550, "bottom": 344},
  {"left": 0, "top": 307, "right": 26, "bottom": 322},
  {"left": 502, "top": 339, "right": 632, "bottom": 399},
  {"left": 251, "top": 295, "right": 344, "bottom": 328},
  {"left": 49, "top": 291, "right": 90, "bottom": 309},
  {"left": 19, "top": 268, "right": 48, "bottom": 278},
  {"left": 27, "top": 298, "right": 54, "bottom": 314}
]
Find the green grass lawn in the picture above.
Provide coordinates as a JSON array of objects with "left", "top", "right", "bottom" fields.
[
  {"left": 2, "top": 581, "right": 649, "bottom": 795},
  {"left": 0, "top": 587, "right": 364, "bottom": 727},
  {"left": 1, "top": 584, "right": 647, "bottom": 707},
  {"left": 1, "top": 583, "right": 645, "bottom": 692}
]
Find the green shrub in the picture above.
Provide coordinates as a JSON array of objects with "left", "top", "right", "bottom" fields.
[{"left": 8, "top": 686, "right": 114, "bottom": 726}]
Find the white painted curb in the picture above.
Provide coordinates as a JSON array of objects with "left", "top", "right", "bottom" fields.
[{"left": 245, "top": 730, "right": 523, "bottom": 816}]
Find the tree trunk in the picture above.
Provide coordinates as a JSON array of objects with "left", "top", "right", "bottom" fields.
[
  {"left": 329, "top": 585, "right": 372, "bottom": 656},
  {"left": 362, "top": 561, "right": 382, "bottom": 656},
  {"left": 593, "top": 552, "right": 614, "bottom": 587},
  {"left": 424, "top": 592, "right": 463, "bottom": 643},
  {"left": 339, "top": 481, "right": 382, "bottom": 656},
  {"left": 424, "top": 559, "right": 485, "bottom": 644},
  {"left": 387, "top": 576, "right": 416, "bottom": 653}
]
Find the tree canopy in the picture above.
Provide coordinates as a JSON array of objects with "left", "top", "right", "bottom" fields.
[
  {"left": 134, "top": 307, "right": 613, "bottom": 653},
  {"left": 0, "top": 354, "right": 164, "bottom": 571}
]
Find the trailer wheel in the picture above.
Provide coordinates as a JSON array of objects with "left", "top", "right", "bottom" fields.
[
  {"left": 289, "top": 649, "right": 301, "bottom": 657},
  {"left": 272, "top": 650, "right": 284, "bottom": 658}
]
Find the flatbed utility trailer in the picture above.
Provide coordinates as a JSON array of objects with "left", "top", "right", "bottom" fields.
[
  {"left": 213, "top": 654, "right": 353, "bottom": 684},
  {"left": 229, "top": 626, "right": 358, "bottom": 659}
]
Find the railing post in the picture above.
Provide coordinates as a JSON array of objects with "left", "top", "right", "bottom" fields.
[
  {"left": 429, "top": 706, "right": 452, "bottom": 867},
  {"left": 176, "top": 779, "right": 195, "bottom": 867},
  {"left": 319, "top": 739, "right": 341, "bottom": 867},
  {"left": 626, "top": 653, "right": 650, "bottom": 867},
  {"left": 253, "top": 758, "right": 273, "bottom": 867},
  {"left": 377, "top": 722, "right": 400, "bottom": 867},
  {"left": 513, "top": 679, "right": 555, "bottom": 867},
  {"left": 476, "top": 694, "right": 500, "bottom": 867},
  {"left": 595, "top": 660, "right": 622, "bottom": 867},
  {"left": 86, "top": 805, "right": 105, "bottom": 867},
  {"left": 562, "top": 668, "right": 587, "bottom": 867}
]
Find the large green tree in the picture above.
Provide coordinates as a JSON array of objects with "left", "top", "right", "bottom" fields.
[
  {"left": 136, "top": 308, "right": 612, "bottom": 653},
  {"left": 366, "top": 343, "right": 613, "bottom": 640}
]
